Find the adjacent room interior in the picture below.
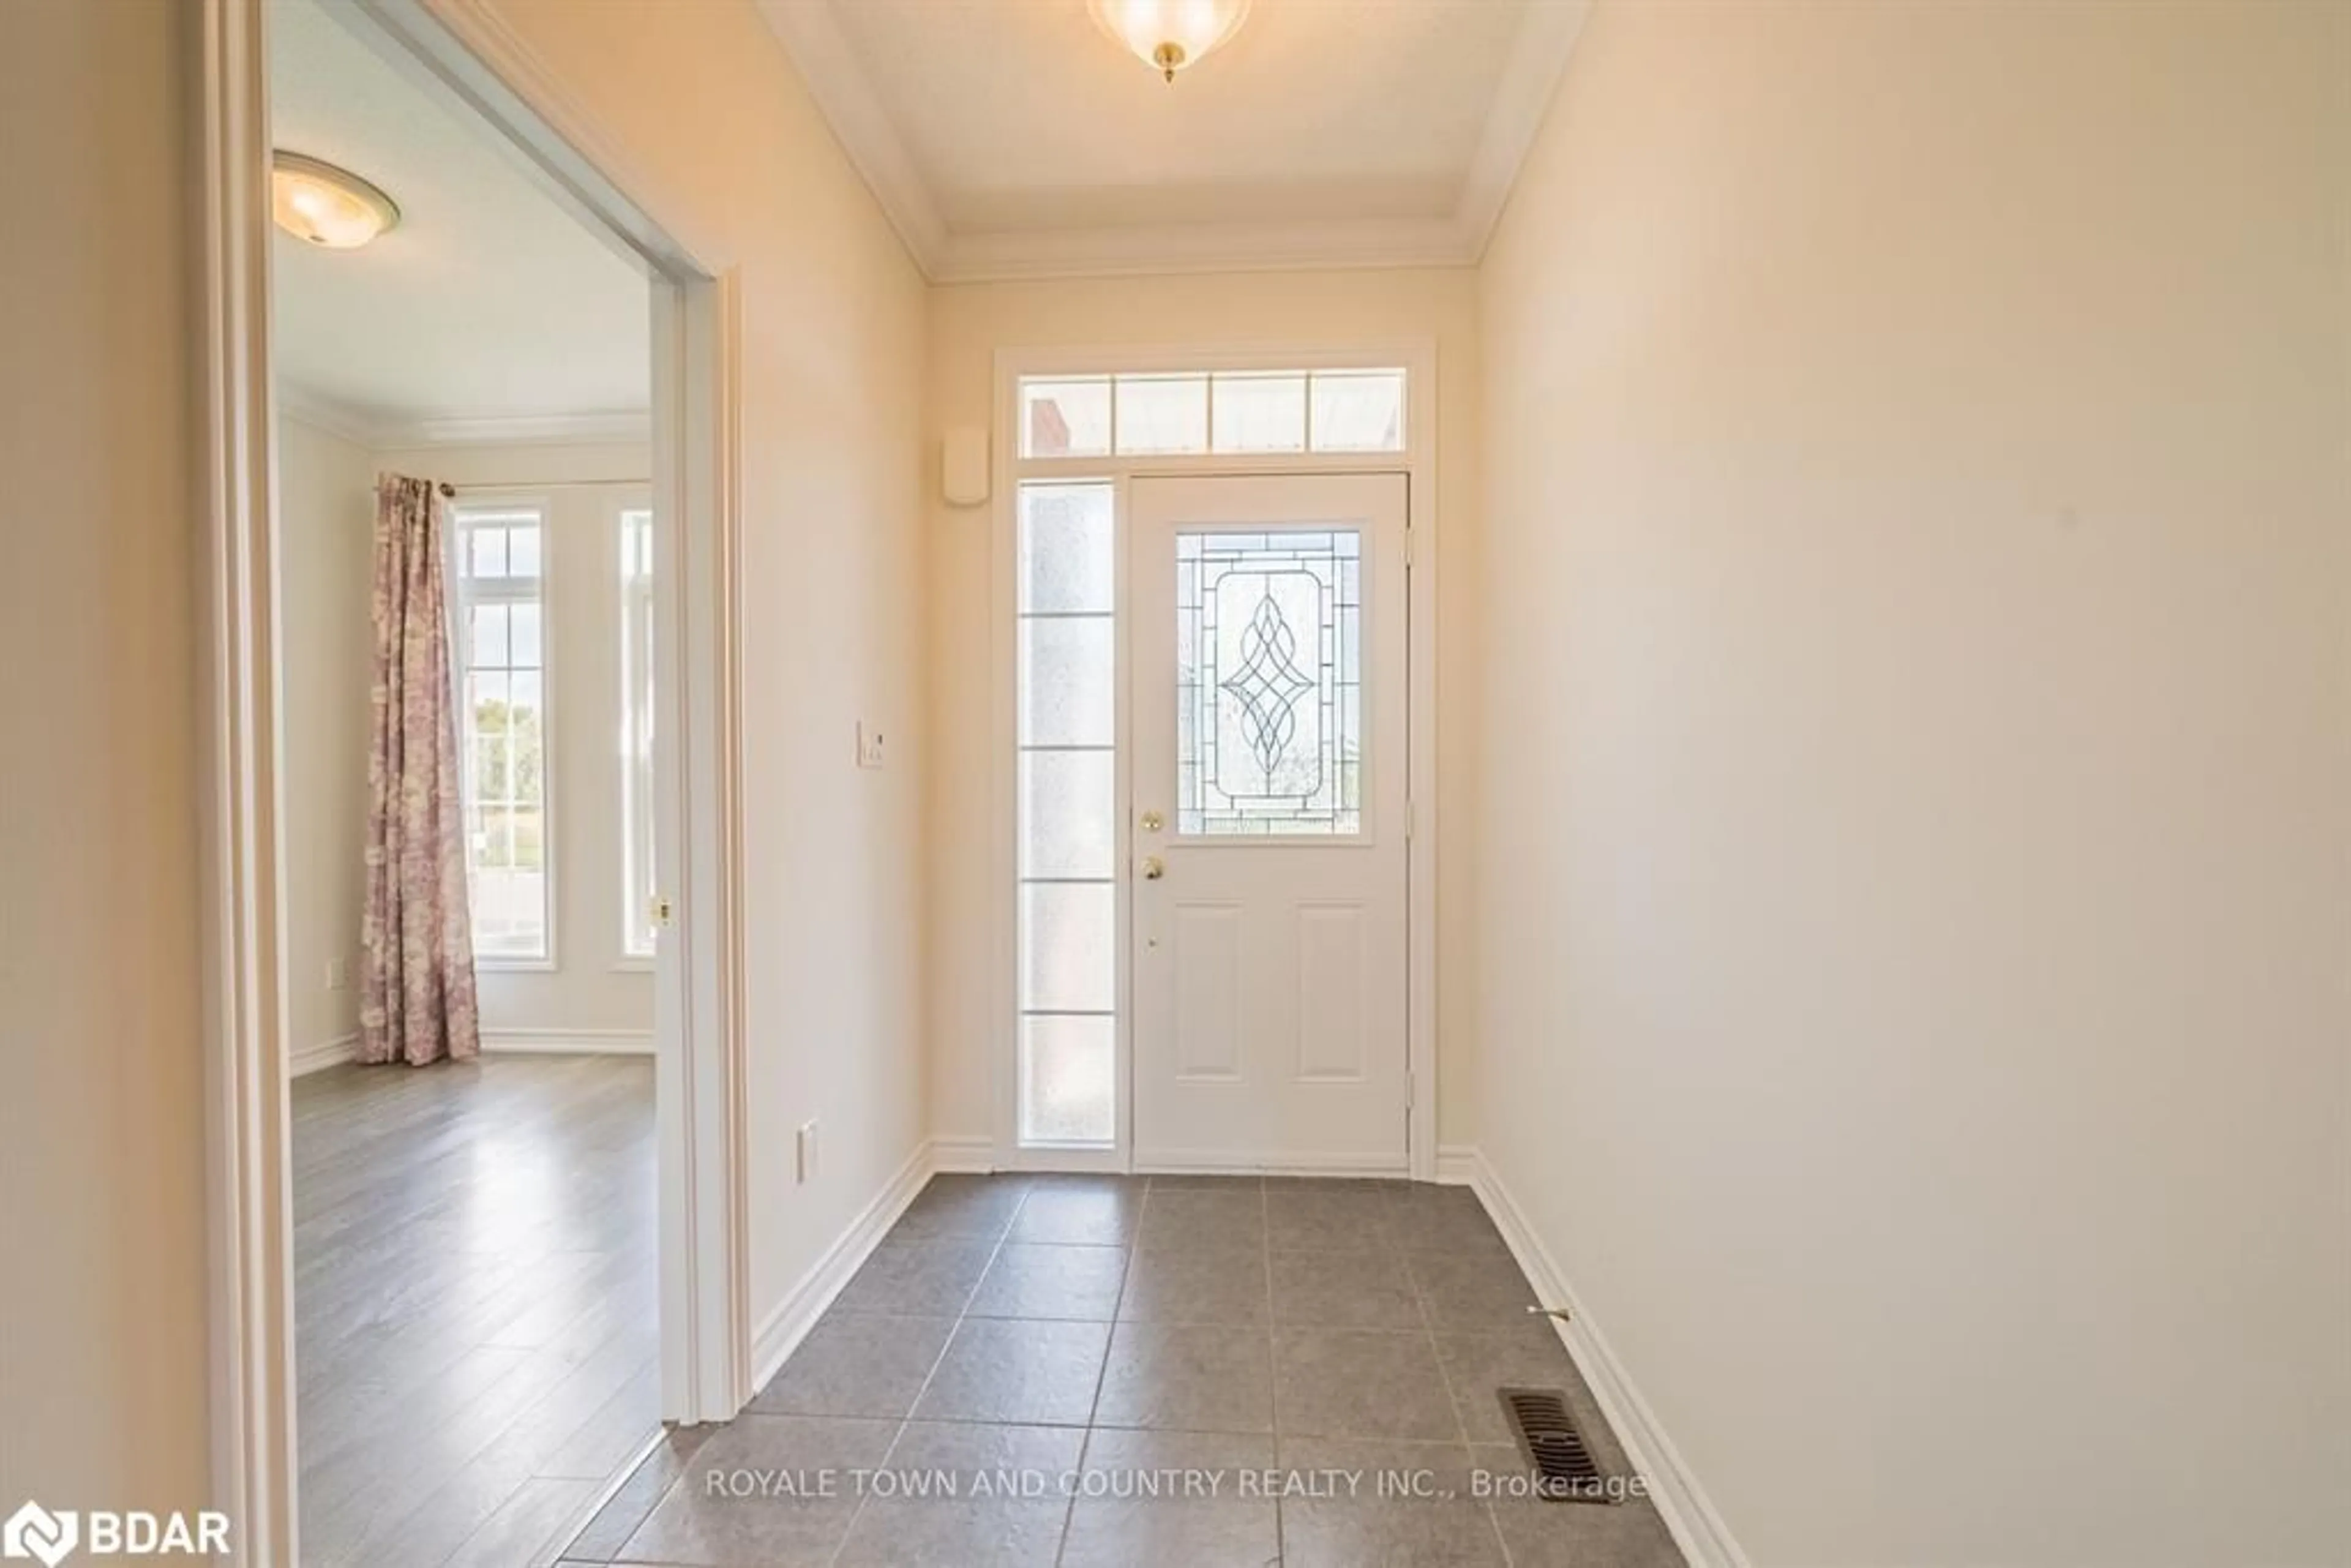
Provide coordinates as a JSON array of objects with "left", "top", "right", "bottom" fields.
[{"left": 268, "top": 1, "right": 662, "bottom": 1559}]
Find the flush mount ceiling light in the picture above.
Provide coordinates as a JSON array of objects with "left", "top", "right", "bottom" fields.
[
  {"left": 1086, "top": 0, "right": 1253, "bottom": 82},
  {"left": 270, "top": 151, "right": 400, "bottom": 249}
]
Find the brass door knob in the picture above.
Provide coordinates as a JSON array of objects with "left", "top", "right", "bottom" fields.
[{"left": 1141, "top": 856, "right": 1165, "bottom": 880}]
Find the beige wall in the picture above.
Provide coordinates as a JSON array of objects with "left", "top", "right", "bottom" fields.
[
  {"left": 1475, "top": 3, "right": 2351, "bottom": 1563},
  {"left": 0, "top": 0, "right": 211, "bottom": 1515},
  {"left": 491, "top": 0, "right": 930, "bottom": 1321},
  {"left": 924, "top": 269, "right": 1482, "bottom": 1149},
  {"left": 276, "top": 414, "right": 377, "bottom": 1059},
  {"left": 372, "top": 441, "right": 657, "bottom": 1043}
]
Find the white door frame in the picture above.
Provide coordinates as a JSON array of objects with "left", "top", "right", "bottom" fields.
[
  {"left": 988, "top": 343, "right": 1440, "bottom": 1182},
  {"left": 193, "top": 2, "right": 749, "bottom": 1560}
]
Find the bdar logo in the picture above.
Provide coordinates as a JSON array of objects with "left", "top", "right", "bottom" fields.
[{"left": 2, "top": 1502, "right": 77, "bottom": 1567}]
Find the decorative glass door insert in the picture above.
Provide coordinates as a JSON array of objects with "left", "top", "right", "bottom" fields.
[{"left": 1176, "top": 530, "right": 1361, "bottom": 836}]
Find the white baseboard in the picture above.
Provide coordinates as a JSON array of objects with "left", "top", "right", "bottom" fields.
[
  {"left": 747, "top": 1138, "right": 947, "bottom": 1397},
  {"left": 1452, "top": 1145, "right": 1749, "bottom": 1568},
  {"left": 1434, "top": 1142, "right": 1482, "bottom": 1185},
  {"left": 929, "top": 1136, "right": 995, "bottom": 1174},
  {"left": 290, "top": 1032, "right": 358, "bottom": 1077},
  {"left": 1133, "top": 1147, "right": 1411, "bottom": 1176},
  {"left": 479, "top": 1028, "right": 655, "bottom": 1056}
]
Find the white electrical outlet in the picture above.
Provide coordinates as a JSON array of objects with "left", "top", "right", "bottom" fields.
[
  {"left": 795, "top": 1119, "right": 819, "bottom": 1184},
  {"left": 856, "top": 722, "right": 886, "bottom": 770},
  {"left": 326, "top": 956, "right": 351, "bottom": 992}
]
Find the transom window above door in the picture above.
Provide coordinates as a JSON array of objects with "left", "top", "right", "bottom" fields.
[{"left": 1019, "top": 369, "right": 1406, "bottom": 460}]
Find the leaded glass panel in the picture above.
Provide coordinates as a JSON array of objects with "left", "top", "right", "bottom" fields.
[{"left": 1176, "top": 529, "right": 1362, "bottom": 836}]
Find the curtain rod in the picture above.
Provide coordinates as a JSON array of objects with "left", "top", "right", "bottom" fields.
[
  {"left": 386, "top": 475, "right": 647, "bottom": 497},
  {"left": 440, "top": 478, "right": 651, "bottom": 492}
]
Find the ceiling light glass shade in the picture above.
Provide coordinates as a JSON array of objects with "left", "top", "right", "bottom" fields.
[
  {"left": 1086, "top": 0, "right": 1253, "bottom": 81},
  {"left": 270, "top": 152, "right": 400, "bottom": 249}
]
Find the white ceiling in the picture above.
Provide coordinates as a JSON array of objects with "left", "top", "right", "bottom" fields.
[
  {"left": 268, "top": 0, "right": 648, "bottom": 442},
  {"left": 759, "top": 0, "right": 1591, "bottom": 280}
]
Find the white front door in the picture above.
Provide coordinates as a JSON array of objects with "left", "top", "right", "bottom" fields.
[{"left": 1130, "top": 473, "right": 1411, "bottom": 1171}]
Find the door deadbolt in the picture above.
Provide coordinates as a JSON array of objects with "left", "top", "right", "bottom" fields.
[{"left": 1140, "top": 810, "right": 1164, "bottom": 833}]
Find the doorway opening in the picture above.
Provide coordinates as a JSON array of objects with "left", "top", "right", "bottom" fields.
[
  {"left": 197, "top": 1, "right": 748, "bottom": 1559},
  {"left": 268, "top": 2, "right": 666, "bottom": 1558},
  {"left": 993, "top": 355, "right": 1441, "bottom": 1178}
]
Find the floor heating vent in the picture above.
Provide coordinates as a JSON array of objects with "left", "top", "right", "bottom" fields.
[{"left": 1498, "top": 1387, "right": 1610, "bottom": 1502}]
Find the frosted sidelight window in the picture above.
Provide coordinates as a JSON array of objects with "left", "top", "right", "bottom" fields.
[
  {"left": 1020, "top": 1016, "right": 1116, "bottom": 1146},
  {"left": 1177, "top": 530, "right": 1361, "bottom": 836},
  {"left": 1016, "top": 482, "right": 1117, "bottom": 1146}
]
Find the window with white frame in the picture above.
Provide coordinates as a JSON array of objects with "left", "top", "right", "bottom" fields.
[
  {"left": 1018, "top": 367, "right": 1406, "bottom": 460},
  {"left": 1015, "top": 480, "right": 1118, "bottom": 1146},
  {"left": 454, "top": 503, "right": 551, "bottom": 962},
  {"left": 619, "top": 507, "right": 658, "bottom": 959}
]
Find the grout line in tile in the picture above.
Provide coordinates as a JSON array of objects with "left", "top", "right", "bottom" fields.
[
  {"left": 1408, "top": 1186, "right": 1527, "bottom": 1568},
  {"left": 1264, "top": 1175, "right": 1288, "bottom": 1564},
  {"left": 1084, "top": 1417, "right": 1282, "bottom": 1438},
  {"left": 822, "top": 1177, "right": 1029, "bottom": 1567},
  {"left": 1053, "top": 1422, "right": 1104, "bottom": 1568}
]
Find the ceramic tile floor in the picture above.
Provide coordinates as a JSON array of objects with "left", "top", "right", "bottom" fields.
[{"left": 555, "top": 1174, "right": 1685, "bottom": 1567}]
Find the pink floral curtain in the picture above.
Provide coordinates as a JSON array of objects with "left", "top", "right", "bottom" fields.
[{"left": 358, "top": 475, "right": 481, "bottom": 1067}]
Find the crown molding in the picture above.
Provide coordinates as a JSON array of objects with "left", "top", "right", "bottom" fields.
[
  {"left": 272, "top": 383, "right": 381, "bottom": 448},
  {"left": 376, "top": 409, "right": 653, "bottom": 449},
  {"left": 1456, "top": 0, "right": 1591, "bottom": 263},
  {"left": 756, "top": 0, "right": 1590, "bottom": 284},
  {"left": 935, "top": 214, "right": 1475, "bottom": 285},
  {"left": 754, "top": 0, "right": 947, "bottom": 276},
  {"left": 270, "top": 380, "right": 650, "bottom": 450}
]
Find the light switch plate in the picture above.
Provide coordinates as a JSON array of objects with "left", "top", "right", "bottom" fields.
[
  {"left": 795, "top": 1119, "right": 819, "bottom": 1184},
  {"left": 856, "top": 721, "right": 886, "bottom": 770}
]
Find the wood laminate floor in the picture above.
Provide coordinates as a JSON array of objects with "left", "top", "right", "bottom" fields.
[{"left": 293, "top": 1054, "right": 658, "bottom": 1568}]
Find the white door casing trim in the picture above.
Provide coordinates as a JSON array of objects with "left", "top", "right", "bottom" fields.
[
  {"left": 196, "top": 3, "right": 295, "bottom": 1558},
  {"left": 988, "top": 343, "right": 1440, "bottom": 1181},
  {"left": 196, "top": 0, "right": 751, "bottom": 1556}
]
